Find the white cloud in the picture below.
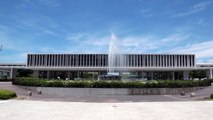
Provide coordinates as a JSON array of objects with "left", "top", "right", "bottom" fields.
[
  {"left": 21, "top": 0, "right": 59, "bottom": 7},
  {"left": 66, "top": 33, "right": 86, "bottom": 41},
  {"left": 173, "top": 1, "right": 212, "bottom": 17},
  {"left": 169, "top": 40, "right": 213, "bottom": 59},
  {"left": 65, "top": 32, "right": 192, "bottom": 54},
  {"left": 161, "top": 34, "right": 190, "bottom": 42},
  {"left": 139, "top": 8, "right": 154, "bottom": 17},
  {"left": 38, "top": 0, "right": 59, "bottom": 7}
]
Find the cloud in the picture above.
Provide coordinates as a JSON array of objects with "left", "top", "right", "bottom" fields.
[
  {"left": 173, "top": 1, "right": 212, "bottom": 17},
  {"left": 139, "top": 8, "right": 154, "bottom": 17},
  {"left": 21, "top": 0, "right": 59, "bottom": 7},
  {"left": 13, "top": 13, "right": 62, "bottom": 37},
  {"left": 65, "top": 32, "right": 192, "bottom": 54},
  {"left": 38, "top": 0, "right": 59, "bottom": 7},
  {"left": 66, "top": 32, "right": 110, "bottom": 46},
  {"left": 66, "top": 33, "right": 86, "bottom": 41},
  {"left": 161, "top": 34, "right": 190, "bottom": 42},
  {"left": 169, "top": 40, "right": 213, "bottom": 59}
]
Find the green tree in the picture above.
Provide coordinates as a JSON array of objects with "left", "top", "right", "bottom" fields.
[
  {"left": 190, "top": 70, "right": 206, "bottom": 80},
  {"left": 16, "top": 69, "right": 33, "bottom": 77}
]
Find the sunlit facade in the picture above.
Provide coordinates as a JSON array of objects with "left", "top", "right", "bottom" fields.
[{"left": 26, "top": 54, "right": 196, "bottom": 80}]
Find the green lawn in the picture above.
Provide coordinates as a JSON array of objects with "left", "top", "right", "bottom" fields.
[{"left": 0, "top": 89, "right": 17, "bottom": 100}]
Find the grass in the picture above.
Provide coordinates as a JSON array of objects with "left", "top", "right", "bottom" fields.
[{"left": 0, "top": 89, "right": 17, "bottom": 100}]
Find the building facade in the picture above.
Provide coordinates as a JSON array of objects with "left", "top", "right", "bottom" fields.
[
  {"left": 27, "top": 54, "right": 195, "bottom": 68},
  {"left": 0, "top": 54, "right": 212, "bottom": 80},
  {"left": 26, "top": 54, "right": 197, "bottom": 80}
]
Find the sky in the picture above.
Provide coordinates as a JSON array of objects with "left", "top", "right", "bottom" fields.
[{"left": 0, "top": 0, "right": 213, "bottom": 63}]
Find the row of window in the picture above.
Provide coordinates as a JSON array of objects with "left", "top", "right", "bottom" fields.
[{"left": 27, "top": 54, "right": 195, "bottom": 67}]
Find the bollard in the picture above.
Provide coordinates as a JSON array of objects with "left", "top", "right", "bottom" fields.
[
  {"left": 37, "top": 90, "right": 42, "bottom": 94},
  {"left": 180, "top": 91, "right": 185, "bottom": 96},
  {"left": 27, "top": 91, "right": 32, "bottom": 96},
  {"left": 190, "top": 92, "right": 196, "bottom": 97}
]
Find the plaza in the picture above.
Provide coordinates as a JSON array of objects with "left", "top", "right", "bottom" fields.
[{"left": 0, "top": 100, "right": 213, "bottom": 120}]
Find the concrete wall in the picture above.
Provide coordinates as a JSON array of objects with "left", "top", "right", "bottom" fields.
[{"left": 21, "top": 86, "right": 205, "bottom": 95}]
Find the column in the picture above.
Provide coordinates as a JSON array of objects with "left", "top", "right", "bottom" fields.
[
  {"left": 67, "top": 71, "right": 71, "bottom": 80},
  {"left": 46, "top": 71, "right": 50, "bottom": 79},
  {"left": 77, "top": 71, "right": 80, "bottom": 78},
  {"left": 10, "top": 68, "right": 17, "bottom": 79},
  {"left": 207, "top": 69, "right": 213, "bottom": 79},
  {"left": 33, "top": 70, "right": 39, "bottom": 78},
  {"left": 151, "top": 71, "right": 154, "bottom": 80},
  {"left": 183, "top": 71, "right": 189, "bottom": 80},
  {"left": 172, "top": 71, "right": 175, "bottom": 80}
]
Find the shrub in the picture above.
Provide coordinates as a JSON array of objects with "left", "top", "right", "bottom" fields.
[
  {"left": 0, "top": 89, "right": 17, "bottom": 100},
  {"left": 12, "top": 77, "right": 212, "bottom": 88},
  {"left": 210, "top": 94, "right": 213, "bottom": 99},
  {"left": 0, "top": 77, "right": 14, "bottom": 82}
]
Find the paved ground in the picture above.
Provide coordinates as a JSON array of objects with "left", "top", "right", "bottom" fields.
[
  {"left": 0, "top": 82, "right": 213, "bottom": 102},
  {"left": 0, "top": 100, "right": 213, "bottom": 120},
  {"left": 1, "top": 82, "right": 213, "bottom": 120}
]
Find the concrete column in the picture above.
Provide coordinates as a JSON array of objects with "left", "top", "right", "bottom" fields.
[
  {"left": 67, "top": 71, "right": 71, "bottom": 80},
  {"left": 77, "top": 71, "right": 80, "bottom": 78},
  {"left": 47, "top": 71, "right": 50, "bottom": 79},
  {"left": 183, "top": 71, "right": 189, "bottom": 80},
  {"left": 210, "top": 69, "right": 213, "bottom": 79},
  {"left": 33, "top": 70, "right": 39, "bottom": 78},
  {"left": 151, "top": 71, "right": 154, "bottom": 80},
  {"left": 10, "top": 68, "right": 17, "bottom": 79},
  {"left": 172, "top": 72, "right": 175, "bottom": 80}
]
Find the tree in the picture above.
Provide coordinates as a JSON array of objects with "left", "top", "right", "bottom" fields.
[
  {"left": 16, "top": 69, "right": 33, "bottom": 77},
  {"left": 190, "top": 70, "right": 206, "bottom": 80}
]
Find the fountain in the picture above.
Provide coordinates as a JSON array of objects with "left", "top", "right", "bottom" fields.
[
  {"left": 108, "top": 34, "right": 121, "bottom": 75},
  {"left": 99, "top": 34, "right": 125, "bottom": 80},
  {"left": 98, "top": 34, "right": 142, "bottom": 80}
]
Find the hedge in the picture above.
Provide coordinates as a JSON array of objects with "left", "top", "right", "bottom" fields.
[
  {"left": 12, "top": 77, "right": 212, "bottom": 88},
  {"left": 0, "top": 78, "right": 14, "bottom": 82},
  {"left": 210, "top": 94, "right": 213, "bottom": 99},
  {"left": 0, "top": 89, "right": 17, "bottom": 100}
]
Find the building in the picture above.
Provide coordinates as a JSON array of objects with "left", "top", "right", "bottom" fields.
[{"left": 0, "top": 53, "right": 213, "bottom": 80}]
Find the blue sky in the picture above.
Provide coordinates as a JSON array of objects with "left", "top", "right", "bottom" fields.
[{"left": 0, "top": 0, "right": 213, "bottom": 63}]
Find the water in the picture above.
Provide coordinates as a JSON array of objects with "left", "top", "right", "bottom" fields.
[{"left": 107, "top": 34, "right": 125, "bottom": 75}]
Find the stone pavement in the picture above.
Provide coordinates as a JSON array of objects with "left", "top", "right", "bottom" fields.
[
  {"left": 1, "top": 82, "right": 213, "bottom": 120},
  {"left": 0, "top": 100, "right": 213, "bottom": 120},
  {"left": 1, "top": 82, "right": 213, "bottom": 102}
]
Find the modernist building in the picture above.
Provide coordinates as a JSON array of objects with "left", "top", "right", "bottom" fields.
[
  {"left": 26, "top": 54, "right": 196, "bottom": 80},
  {"left": 0, "top": 53, "right": 212, "bottom": 80}
]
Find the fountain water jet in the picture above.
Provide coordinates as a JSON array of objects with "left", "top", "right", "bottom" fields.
[
  {"left": 99, "top": 34, "right": 141, "bottom": 80},
  {"left": 108, "top": 34, "right": 120, "bottom": 75}
]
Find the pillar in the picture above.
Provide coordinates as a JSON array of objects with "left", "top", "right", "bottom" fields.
[
  {"left": 67, "top": 71, "right": 71, "bottom": 80},
  {"left": 183, "top": 71, "right": 189, "bottom": 80},
  {"left": 47, "top": 71, "right": 50, "bottom": 79},
  {"left": 172, "top": 72, "right": 175, "bottom": 80},
  {"left": 77, "top": 71, "right": 80, "bottom": 78},
  {"left": 33, "top": 70, "right": 39, "bottom": 78},
  {"left": 209, "top": 69, "right": 213, "bottom": 79},
  {"left": 10, "top": 68, "right": 17, "bottom": 79},
  {"left": 151, "top": 71, "right": 154, "bottom": 80}
]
